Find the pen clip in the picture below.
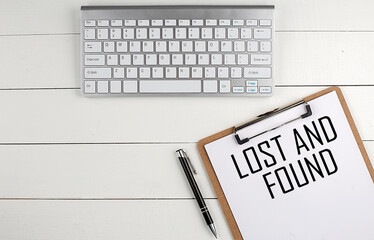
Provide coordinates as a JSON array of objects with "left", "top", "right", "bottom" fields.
[{"left": 176, "top": 149, "right": 197, "bottom": 175}]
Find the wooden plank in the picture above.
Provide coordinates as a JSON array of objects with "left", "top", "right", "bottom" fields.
[
  {"left": 0, "top": 199, "right": 233, "bottom": 240},
  {"left": 0, "top": 144, "right": 216, "bottom": 198},
  {"left": 0, "top": 142, "right": 372, "bottom": 199},
  {"left": 1, "top": 33, "right": 374, "bottom": 89},
  {"left": 0, "top": 87, "right": 372, "bottom": 143},
  {"left": 1, "top": 0, "right": 374, "bottom": 35}
]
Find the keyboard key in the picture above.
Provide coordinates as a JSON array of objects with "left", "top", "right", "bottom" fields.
[
  {"left": 120, "top": 55, "right": 131, "bottom": 65},
  {"left": 214, "top": 28, "right": 226, "bottom": 39},
  {"left": 233, "top": 20, "right": 244, "bottom": 26},
  {"left": 136, "top": 28, "right": 148, "bottom": 39},
  {"left": 139, "top": 67, "right": 151, "bottom": 78},
  {"left": 84, "top": 42, "right": 101, "bottom": 52},
  {"left": 237, "top": 54, "right": 249, "bottom": 65},
  {"left": 211, "top": 54, "right": 222, "bottom": 65},
  {"left": 151, "top": 20, "right": 163, "bottom": 26},
  {"left": 246, "top": 80, "right": 257, "bottom": 86},
  {"left": 246, "top": 20, "right": 258, "bottom": 26},
  {"left": 146, "top": 54, "right": 158, "bottom": 65},
  {"left": 84, "top": 81, "right": 96, "bottom": 93},
  {"left": 84, "top": 29, "right": 95, "bottom": 39},
  {"left": 123, "top": 81, "right": 138, "bottom": 93},
  {"left": 243, "top": 67, "right": 271, "bottom": 78},
  {"left": 240, "top": 28, "right": 252, "bottom": 39},
  {"left": 219, "top": 19, "right": 230, "bottom": 26},
  {"left": 124, "top": 20, "right": 136, "bottom": 26},
  {"left": 192, "top": 20, "right": 203, "bottom": 26},
  {"left": 234, "top": 41, "right": 245, "bottom": 52},
  {"left": 260, "top": 86, "right": 272, "bottom": 93},
  {"left": 176, "top": 28, "right": 187, "bottom": 39},
  {"left": 231, "top": 67, "right": 242, "bottom": 78},
  {"left": 224, "top": 54, "right": 236, "bottom": 65},
  {"left": 169, "top": 41, "right": 180, "bottom": 52},
  {"left": 195, "top": 41, "right": 206, "bottom": 52},
  {"left": 166, "top": 67, "right": 177, "bottom": 78},
  {"left": 172, "top": 54, "right": 183, "bottom": 65},
  {"left": 218, "top": 67, "right": 229, "bottom": 78},
  {"left": 85, "top": 68, "right": 111, "bottom": 79},
  {"left": 111, "top": 20, "right": 123, "bottom": 26},
  {"left": 116, "top": 42, "right": 128, "bottom": 52},
  {"left": 132, "top": 54, "right": 144, "bottom": 65},
  {"left": 110, "top": 29, "right": 121, "bottom": 39},
  {"left": 188, "top": 28, "right": 200, "bottom": 39},
  {"left": 97, "top": 81, "right": 109, "bottom": 93},
  {"left": 251, "top": 54, "right": 272, "bottom": 65},
  {"left": 179, "top": 67, "right": 190, "bottom": 78},
  {"left": 192, "top": 67, "right": 203, "bottom": 78},
  {"left": 139, "top": 80, "right": 201, "bottom": 93},
  {"left": 233, "top": 87, "right": 244, "bottom": 93},
  {"left": 206, "top": 19, "right": 217, "bottom": 26},
  {"left": 159, "top": 54, "right": 170, "bottom": 65},
  {"left": 123, "top": 28, "right": 134, "bottom": 39},
  {"left": 185, "top": 54, "right": 197, "bottom": 65},
  {"left": 103, "top": 42, "right": 115, "bottom": 52},
  {"left": 165, "top": 19, "right": 177, "bottom": 26},
  {"left": 204, "top": 67, "right": 216, "bottom": 78},
  {"left": 152, "top": 67, "right": 164, "bottom": 78},
  {"left": 149, "top": 28, "right": 161, "bottom": 39},
  {"left": 260, "top": 41, "right": 272, "bottom": 52},
  {"left": 110, "top": 81, "right": 122, "bottom": 93},
  {"left": 126, "top": 68, "right": 138, "bottom": 78},
  {"left": 85, "top": 55, "right": 105, "bottom": 66},
  {"left": 203, "top": 80, "right": 218, "bottom": 93},
  {"left": 179, "top": 20, "right": 190, "bottom": 26},
  {"left": 198, "top": 54, "right": 209, "bottom": 65},
  {"left": 219, "top": 80, "right": 231, "bottom": 93},
  {"left": 247, "top": 86, "right": 258, "bottom": 93},
  {"left": 208, "top": 41, "right": 219, "bottom": 52},
  {"left": 247, "top": 41, "right": 259, "bottom": 52},
  {"left": 228, "top": 28, "right": 239, "bottom": 39},
  {"left": 138, "top": 20, "right": 150, "bottom": 26},
  {"left": 155, "top": 41, "right": 167, "bottom": 52},
  {"left": 97, "top": 29, "right": 109, "bottom": 39},
  {"left": 129, "top": 41, "right": 141, "bottom": 52},
  {"left": 98, "top": 20, "right": 109, "bottom": 27},
  {"left": 254, "top": 28, "right": 271, "bottom": 39},
  {"left": 260, "top": 19, "right": 272, "bottom": 26},
  {"left": 221, "top": 41, "right": 232, "bottom": 52},
  {"left": 202, "top": 28, "right": 213, "bottom": 39},
  {"left": 113, "top": 68, "right": 125, "bottom": 78},
  {"left": 162, "top": 28, "right": 174, "bottom": 39},
  {"left": 143, "top": 41, "right": 154, "bottom": 52},
  {"left": 84, "top": 20, "right": 96, "bottom": 27},
  {"left": 107, "top": 55, "right": 118, "bottom": 66}
]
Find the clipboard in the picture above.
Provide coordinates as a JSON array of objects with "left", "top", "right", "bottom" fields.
[{"left": 197, "top": 86, "right": 374, "bottom": 240}]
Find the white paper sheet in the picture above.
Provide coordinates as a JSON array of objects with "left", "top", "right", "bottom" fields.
[{"left": 205, "top": 91, "right": 374, "bottom": 240}]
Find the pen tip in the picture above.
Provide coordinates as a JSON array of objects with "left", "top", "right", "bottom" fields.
[{"left": 209, "top": 224, "right": 217, "bottom": 238}]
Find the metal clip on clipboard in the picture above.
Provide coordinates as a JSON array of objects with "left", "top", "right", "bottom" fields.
[{"left": 234, "top": 100, "right": 313, "bottom": 145}]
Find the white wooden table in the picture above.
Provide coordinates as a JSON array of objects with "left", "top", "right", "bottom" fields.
[{"left": 1, "top": 0, "right": 374, "bottom": 239}]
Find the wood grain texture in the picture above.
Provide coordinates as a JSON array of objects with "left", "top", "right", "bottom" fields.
[
  {"left": 0, "top": 199, "right": 233, "bottom": 240},
  {"left": 0, "top": 142, "right": 373, "bottom": 199},
  {"left": 0, "top": 87, "right": 372, "bottom": 143},
  {"left": 1, "top": 0, "right": 374, "bottom": 35},
  {"left": 1, "top": 33, "right": 374, "bottom": 89}
]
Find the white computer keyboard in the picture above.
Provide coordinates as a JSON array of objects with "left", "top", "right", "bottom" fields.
[{"left": 81, "top": 6, "right": 274, "bottom": 96}]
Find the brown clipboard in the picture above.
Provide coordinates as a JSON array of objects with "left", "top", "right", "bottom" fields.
[{"left": 197, "top": 86, "right": 374, "bottom": 240}]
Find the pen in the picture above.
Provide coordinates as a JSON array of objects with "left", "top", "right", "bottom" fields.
[{"left": 176, "top": 149, "right": 217, "bottom": 238}]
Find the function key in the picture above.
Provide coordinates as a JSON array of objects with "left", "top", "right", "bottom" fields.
[
  {"left": 98, "top": 20, "right": 109, "bottom": 27},
  {"left": 192, "top": 19, "right": 204, "bottom": 26},
  {"left": 233, "top": 20, "right": 244, "bottom": 26},
  {"left": 178, "top": 19, "right": 190, "bottom": 26},
  {"left": 124, "top": 20, "right": 136, "bottom": 26},
  {"left": 246, "top": 19, "right": 258, "bottom": 26},
  {"left": 219, "top": 19, "right": 230, "bottom": 26},
  {"left": 260, "top": 19, "right": 272, "bottom": 26},
  {"left": 84, "top": 20, "right": 96, "bottom": 27},
  {"left": 138, "top": 20, "right": 150, "bottom": 26},
  {"left": 165, "top": 19, "right": 177, "bottom": 26},
  {"left": 206, "top": 19, "right": 217, "bottom": 26},
  {"left": 151, "top": 20, "right": 163, "bottom": 26},
  {"left": 111, "top": 20, "right": 123, "bottom": 26},
  {"left": 260, "top": 86, "right": 272, "bottom": 93}
]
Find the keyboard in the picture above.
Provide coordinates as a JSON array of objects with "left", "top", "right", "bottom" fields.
[{"left": 81, "top": 6, "right": 274, "bottom": 96}]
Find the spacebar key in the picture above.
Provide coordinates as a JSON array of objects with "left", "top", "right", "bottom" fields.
[{"left": 139, "top": 80, "right": 201, "bottom": 93}]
